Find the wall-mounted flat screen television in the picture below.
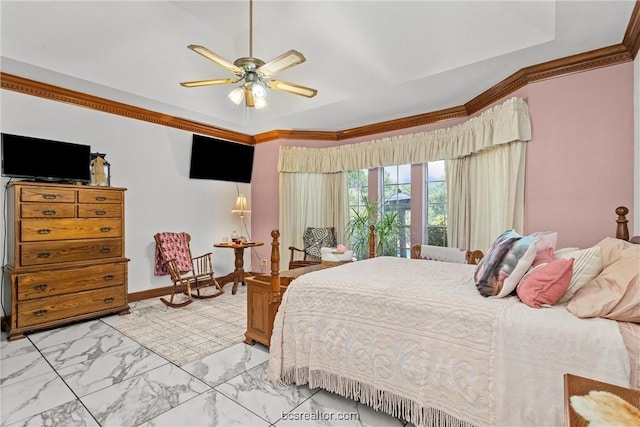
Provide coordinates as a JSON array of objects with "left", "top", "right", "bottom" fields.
[
  {"left": 189, "top": 134, "right": 254, "bottom": 183},
  {"left": 1, "top": 133, "right": 91, "bottom": 183}
]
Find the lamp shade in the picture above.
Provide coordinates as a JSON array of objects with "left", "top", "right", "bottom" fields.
[
  {"left": 228, "top": 87, "right": 245, "bottom": 105},
  {"left": 232, "top": 194, "right": 251, "bottom": 214}
]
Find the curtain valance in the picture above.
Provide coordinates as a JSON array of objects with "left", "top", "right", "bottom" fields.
[{"left": 278, "top": 97, "right": 531, "bottom": 173}]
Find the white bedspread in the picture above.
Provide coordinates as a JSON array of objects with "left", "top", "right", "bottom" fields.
[{"left": 268, "top": 257, "right": 630, "bottom": 427}]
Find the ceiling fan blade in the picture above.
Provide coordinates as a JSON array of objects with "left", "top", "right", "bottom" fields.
[
  {"left": 257, "top": 50, "right": 306, "bottom": 77},
  {"left": 180, "top": 78, "right": 238, "bottom": 88},
  {"left": 187, "top": 44, "right": 243, "bottom": 75},
  {"left": 267, "top": 80, "right": 317, "bottom": 98}
]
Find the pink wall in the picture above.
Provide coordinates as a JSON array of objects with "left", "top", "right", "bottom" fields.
[
  {"left": 524, "top": 63, "right": 634, "bottom": 248},
  {"left": 250, "top": 62, "right": 634, "bottom": 263}
]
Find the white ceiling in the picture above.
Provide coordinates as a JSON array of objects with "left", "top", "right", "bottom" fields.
[{"left": 1, "top": 1, "right": 636, "bottom": 136}]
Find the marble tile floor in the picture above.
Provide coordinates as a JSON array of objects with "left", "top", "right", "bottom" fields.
[{"left": 0, "top": 300, "right": 409, "bottom": 426}]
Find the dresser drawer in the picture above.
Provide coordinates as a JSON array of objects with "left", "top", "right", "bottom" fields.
[
  {"left": 21, "top": 219, "right": 122, "bottom": 241},
  {"left": 77, "top": 204, "right": 122, "bottom": 218},
  {"left": 78, "top": 190, "right": 123, "bottom": 204},
  {"left": 21, "top": 203, "right": 76, "bottom": 218},
  {"left": 20, "top": 239, "right": 123, "bottom": 266},
  {"left": 20, "top": 187, "right": 76, "bottom": 203},
  {"left": 16, "top": 263, "right": 127, "bottom": 300},
  {"left": 17, "top": 285, "right": 126, "bottom": 328}
]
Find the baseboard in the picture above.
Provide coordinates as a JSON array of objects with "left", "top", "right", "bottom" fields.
[
  {"left": 127, "top": 279, "right": 240, "bottom": 303},
  {"left": 128, "top": 286, "right": 175, "bottom": 302}
]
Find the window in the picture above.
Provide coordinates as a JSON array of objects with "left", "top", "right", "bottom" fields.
[
  {"left": 425, "top": 160, "right": 447, "bottom": 246},
  {"left": 381, "top": 164, "right": 411, "bottom": 257},
  {"left": 347, "top": 169, "right": 368, "bottom": 220},
  {"left": 347, "top": 162, "right": 446, "bottom": 258}
]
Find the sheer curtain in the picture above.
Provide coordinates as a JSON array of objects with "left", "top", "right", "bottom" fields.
[
  {"left": 447, "top": 141, "right": 527, "bottom": 251},
  {"left": 278, "top": 97, "right": 531, "bottom": 253},
  {"left": 279, "top": 172, "right": 348, "bottom": 261}
]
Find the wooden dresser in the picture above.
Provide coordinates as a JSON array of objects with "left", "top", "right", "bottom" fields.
[{"left": 3, "top": 181, "right": 129, "bottom": 340}]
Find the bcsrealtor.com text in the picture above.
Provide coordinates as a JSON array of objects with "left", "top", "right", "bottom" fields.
[{"left": 280, "top": 410, "right": 360, "bottom": 421}]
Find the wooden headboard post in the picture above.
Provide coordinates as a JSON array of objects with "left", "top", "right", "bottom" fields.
[
  {"left": 269, "top": 229, "right": 282, "bottom": 305},
  {"left": 616, "top": 206, "right": 630, "bottom": 241},
  {"left": 368, "top": 225, "right": 376, "bottom": 258}
]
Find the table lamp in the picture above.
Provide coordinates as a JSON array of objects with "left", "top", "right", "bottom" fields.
[{"left": 232, "top": 194, "right": 251, "bottom": 236}]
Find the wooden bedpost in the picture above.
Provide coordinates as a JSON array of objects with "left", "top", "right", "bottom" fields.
[
  {"left": 269, "top": 229, "right": 281, "bottom": 304},
  {"left": 616, "top": 206, "right": 630, "bottom": 241},
  {"left": 368, "top": 224, "right": 376, "bottom": 258}
]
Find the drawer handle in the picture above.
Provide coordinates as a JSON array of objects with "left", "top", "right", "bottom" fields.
[
  {"left": 99, "top": 247, "right": 111, "bottom": 253},
  {"left": 95, "top": 210, "right": 107, "bottom": 216},
  {"left": 37, "top": 251, "right": 51, "bottom": 258},
  {"left": 42, "top": 209, "right": 56, "bottom": 216},
  {"left": 42, "top": 194, "right": 57, "bottom": 200},
  {"left": 100, "top": 227, "right": 112, "bottom": 233},
  {"left": 33, "top": 283, "right": 48, "bottom": 292},
  {"left": 103, "top": 275, "right": 114, "bottom": 281},
  {"left": 95, "top": 196, "right": 107, "bottom": 201},
  {"left": 33, "top": 309, "right": 48, "bottom": 317},
  {"left": 103, "top": 297, "right": 115, "bottom": 304},
  {"left": 37, "top": 228, "right": 52, "bottom": 234}
]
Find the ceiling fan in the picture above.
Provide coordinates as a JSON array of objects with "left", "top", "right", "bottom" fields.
[{"left": 180, "top": 0, "right": 317, "bottom": 109}]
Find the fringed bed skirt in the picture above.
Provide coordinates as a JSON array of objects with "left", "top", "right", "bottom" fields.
[{"left": 278, "top": 367, "right": 476, "bottom": 427}]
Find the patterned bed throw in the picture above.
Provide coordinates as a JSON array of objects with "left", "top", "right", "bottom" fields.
[{"left": 269, "top": 257, "right": 630, "bottom": 427}]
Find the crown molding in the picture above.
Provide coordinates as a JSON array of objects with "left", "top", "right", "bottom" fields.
[
  {"left": 335, "top": 106, "right": 469, "bottom": 141},
  {"left": 2, "top": 1, "right": 638, "bottom": 145},
  {"left": 465, "top": 44, "right": 632, "bottom": 115},
  {"left": 623, "top": 1, "right": 640, "bottom": 57},
  {"left": 253, "top": 129, "right": 338, "bottom": 143},
  {"left": 0, "top": 73, "right": 253, "bottom": 144}
]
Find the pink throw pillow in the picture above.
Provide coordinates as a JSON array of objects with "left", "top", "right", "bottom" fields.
[{"left": 517, "top": 249, "right": 574, "bottom": 308}]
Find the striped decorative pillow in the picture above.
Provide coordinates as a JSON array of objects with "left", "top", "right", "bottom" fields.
[{"left": 554, "top": 246, "right": 603, "bottom": 303}]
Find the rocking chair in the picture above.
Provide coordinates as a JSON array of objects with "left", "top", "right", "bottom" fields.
[{"left": 154, "top": 232, "right": 224, "bottom": 308}]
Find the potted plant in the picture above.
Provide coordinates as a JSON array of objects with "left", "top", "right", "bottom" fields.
[{"left": 345, "top": 196, "right": 402, "bottom": 259}]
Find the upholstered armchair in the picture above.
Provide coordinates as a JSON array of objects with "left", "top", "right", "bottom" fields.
[{"left": 288, "top": 226, "right": 337, "bottom": 269}]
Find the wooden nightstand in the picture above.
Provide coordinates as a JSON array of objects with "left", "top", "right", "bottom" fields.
[{"left": 244, "top": 264, "right": 324, "bottom": 347}]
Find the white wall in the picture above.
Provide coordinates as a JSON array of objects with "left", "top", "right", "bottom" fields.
[{"left": 0, "top": 90, "right": 252, "bottom": 305}]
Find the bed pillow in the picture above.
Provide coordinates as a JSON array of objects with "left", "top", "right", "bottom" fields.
[
  {"left": 554, "top": 246, "right": 603, "bottom": 303},
  {"left": 531, "top": 231, "right": 558, "bottom": 252},
  {"left": 516, "top": 248, "right": 574, "bottom": 308},
  {"left": 593, "top": 237, "right": 635, "bottom": 266},
  {"left": 567, "top": 245, "right": 640, "bottom": 322},
  {"left": 474, "top": 230, "right": 537, "bottom": 298}
]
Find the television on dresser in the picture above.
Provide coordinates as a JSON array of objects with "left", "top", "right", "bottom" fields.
[
  {"left": 1, "top": 133, "right": 91, "bottom": 183},
  {"left": 189, "top": 134, "right": 254, "bottom": 183}
]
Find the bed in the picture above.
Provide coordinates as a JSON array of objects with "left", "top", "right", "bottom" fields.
[{"left": 267, "top": 208, "right": 639, "bottom": 427}]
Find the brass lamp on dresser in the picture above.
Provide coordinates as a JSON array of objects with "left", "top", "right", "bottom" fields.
[{"left": 3, "top": 181, "right": 130, "bottom": 340}]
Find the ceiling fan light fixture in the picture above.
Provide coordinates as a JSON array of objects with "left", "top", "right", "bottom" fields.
[
  {"left": 254, "top": 98, "right": 267, "bottom": 109},
  {"left": 180, "top": 0, "right": 317, "bottom": 108},
  {"left": 251, "top": 82, "right": 266, "bottom": 99},
  {"left": 228, "top": 87, "right": 245, "bottom": 105}
]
